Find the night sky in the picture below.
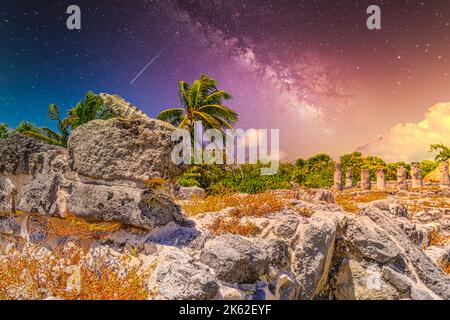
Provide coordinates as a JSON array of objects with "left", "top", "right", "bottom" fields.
[{"left": 1, "top": 0, "right": 450, "bottom": 161}]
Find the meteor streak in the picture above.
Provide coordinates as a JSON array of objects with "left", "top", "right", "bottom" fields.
[{"left": 129, "top": 36, "right": 176, "bottom": 85}]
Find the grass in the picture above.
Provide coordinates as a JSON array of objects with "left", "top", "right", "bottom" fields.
[
  {"left": 429, "top": 231, "right": 450, "bottom": 247},
  {"left": 335, "top": 191, "right": 389, "bottom": 213},
  {"left": 182, "top": 192, "right": 285, "bottom": 218},
  {"left": 439, "top": 260, "right": 450, "bottom": 275},
  {"left": 31, "top": 212, "right": 122, "bottom": 240},
  {"left": 183, "top": 191, "right": 315, "bottom": 236},
  {"left": 208, "top": 217, "right": 257, "bottom": 236},
  {"left": 0, "top": 244, "right": 149, "bottom": 300}
]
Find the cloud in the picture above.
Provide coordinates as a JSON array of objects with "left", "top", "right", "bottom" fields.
[{"left": 356, "top": 103, "right": 450, "bottom": 162}]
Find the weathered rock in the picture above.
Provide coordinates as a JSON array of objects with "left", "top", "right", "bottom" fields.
[
  {"left": 397, "top": 219, "right": 429, "bottom": 247},
  {"left": 381, "top": 266, "right": 413, "bottom": 294},
  {"left": 17, "top": 149, "right": 70, "bottom": 217},
  {"left": 299, "top": 189, "right": 335, "bottom": 204},
  {"left": 275, "top": 274, "right": 299, "bottom": 300},
  {"left": 257, "top": 239, "right": 290, "bottom": 268},
  {"left": 335, "top": 259, "right": 400, "bottom": 300},
  {"left": 100, "top": 93, "right": 151, "bottom": 119},
  {"left": 0, "top": 134, "right": 60, "bottom": 175},
  {"left": 410, "top": 287, "right": 435, "bottom": 300},
  {"left": 361, "top": 206, "right": 450, "bottom": 299},
  {"left": 0, "top": 215, "right": 21, "bottom": 236},
  {"left": 292, "top": 212, "right": 338, "bottom": 299},
  {"left": 199, "top": 234, "right": 270, "bottom": 283},
  {"left": 68, "top": 182, "right": 183, "bottom": 230},
  {"left": 0, "top": 178, "right": 17, "bottom": 213},
  {"left": 271, "top": 215, "right": 300, "bottom": 238},
  {"left": 424, "top": 246, "right": 450, "bottom": 265},
  {"left": 176, "top": 186, "right": 206, "bottom": 200},
  {"left": 67, "top": 117, "right": 184, "bottom": 183},
  {"left": 368, "top": 198, "right": 408, "bottom": 217},
  {"left": 342, "top": 215, "right": 401, "bottom": 263},
  {"left": 153, "top": 248, "right": 219, "bottom": 300}
]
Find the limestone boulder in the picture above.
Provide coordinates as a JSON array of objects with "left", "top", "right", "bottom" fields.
[
  {"left": 361, "top": 205, "right": 450, "bottom": 299},
  {"left": 368, "top": 198, "right": 408, "bottom": 217},
  {"left": 68, "top": 182, "right": 183, "bottom": 230},
  {"left": 0, "top": 134, "right": 60, "bottom": 175},
  {"left": 67, "top": 117, "right": 184, "bottom": 182},
  {"left": 335, "top": 259, "right": 400, "bottom": 300},
  {"left": 151, "top": 248, "right": 219, "bottom": 300},
  {"left": 342, "top": 215, "right": 401, "bottom": 264},
  {"left": 176, "top": 186, "right": 206, "bottom": 200},
  {"left": 291, "top": 211, "right": 338, "bottom": 299},
  {"left": 17, "top": 149, "right": 70, "bottom": 217},
  {"left": 0, "top": 178, "right": 17, "bottom": 213},
  {"left": 199, "top": 234, "right": 271, "bottom": 283}
]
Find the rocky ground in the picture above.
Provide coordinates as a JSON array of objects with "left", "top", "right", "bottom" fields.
[{"left": 0, "top": 116, "right": 449, "bottom": 300}]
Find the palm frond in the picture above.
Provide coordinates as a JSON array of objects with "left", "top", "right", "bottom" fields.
[
  {"left": 179, "top": 81, "right": 191, "bottom": 109},
  {"left": 198, "top": 104, "right": 238, "bottom": 123},
  {"left": 193, "top": 111, "right": 222, "bottom": 130},
  {"left": 201, "top": 90, "right": 232, "bottom": 105},
  {"left": 48, "top": 104, "right": 61, "bottom": 121},
  {"left": 21, "top": 130, "right": 64, "bottom": 147},
  {"left": 156, "top": 108, "right": 185, "bottom": 126},
  {"left": 178, "top": 115, "right": 190, "bottom": 129}
]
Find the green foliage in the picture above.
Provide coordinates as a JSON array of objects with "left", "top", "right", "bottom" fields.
[
  {"left": 295, "top": 158, "right": 305, "bottom": 168},
  {"left": 420, "top": 160, "right": 438, "bottom": 177},
  {"left": 181, "top": 150, "right": 439, "bottom": 194},
  {"left": 340, "top": 152, "right": 365, "bottom": 183},
  {"left": 340, "top": 152, "right": 389, "bottom": 181},
  {"left": 63, "top": 91, "right": 114, "bottom": 130},
  {"left": 178, "top": 162, "right": 293, "bottom": 194},
  {"left": 0, "top": 124, "right": 10, "bottom": 139},
  {"left": 295, "top": 153, "right": 334, "bottom": 188},
  {"left": 10, "top": 92, "right": 114, "bottom": 148},
  {"left": 385, "top": 162, "right": 411, "bottom": 180},
  {"left": 157, "top": 74, "right": 238, "bottom": 133},
  {"left": 430, "top": 143, "right": 450, "bottom": 162}
]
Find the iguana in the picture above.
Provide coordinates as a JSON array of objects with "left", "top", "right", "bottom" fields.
[{"left": 100, "top": 93, "right": 151, "bottom": 120}]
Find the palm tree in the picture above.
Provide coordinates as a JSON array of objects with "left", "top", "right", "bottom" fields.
[
  {"left": 63, "top": 91, "right": 113, "bottom": 130},
  {"left": 157, "top": 74, "right": 238, "bottom": 133},
  {"left": 15, "top": 118, "right": 68, "bottom": 147},
  {"left": 0, "top": 124, "right": 9, "bottom": 139},
  {"left": 15, "top": 92, "right": 114, "bottom": 148},
  {"left": 430, "top": 143, "right": 450, "bottom": 162}
]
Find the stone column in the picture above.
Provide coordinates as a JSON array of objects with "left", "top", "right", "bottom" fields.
[
  {"left": 345, "top": 168, "right": 353, "bottom": 189},
  {"left": 411, "top": 162, "right": 423, "bottom": 189},
  {"left": 376, "top": 168, "right": 386, "bottom": 191},
  {"left": 397, "top": 165, "right": 408, "bottom": 191},
  {"left": 334, "top": 163, "right": 343, "bottom": 191},
  {"left": 440, "top": 161, "right": 450, "bottom": 188},
  {"left": 361, "top": 169, "right": 371, "bottom": 191}
]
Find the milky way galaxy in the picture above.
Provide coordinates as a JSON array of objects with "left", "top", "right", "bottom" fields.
[{"left": 1, "top": 0, "right": 450, "bottom": 161}]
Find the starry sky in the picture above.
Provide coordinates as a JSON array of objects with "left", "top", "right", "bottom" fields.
[{"left": 1, "top": 0, "right": 450, "bottom": 161}]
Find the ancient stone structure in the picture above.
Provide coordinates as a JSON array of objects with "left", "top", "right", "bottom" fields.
[
  {"left": 333, "top": 163, "right": 343, "bottom": 191},
  {"left": 376, "top": 168, "right": 386, "bottom": 191},
  {"left": 411, "top": 162, "right": 423, "bottom": 189},
  {"left": 397, "top": 165, "right": 408, "bottom": 191},
  {"left": 345, "top": 168, "right": 353, "bottom": 189},
  {"left": 440, "top": 161, "right": 450, "bottom": 188},
  {"left": 360, "top": 169, "right": 371, "bottom": 191}
]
